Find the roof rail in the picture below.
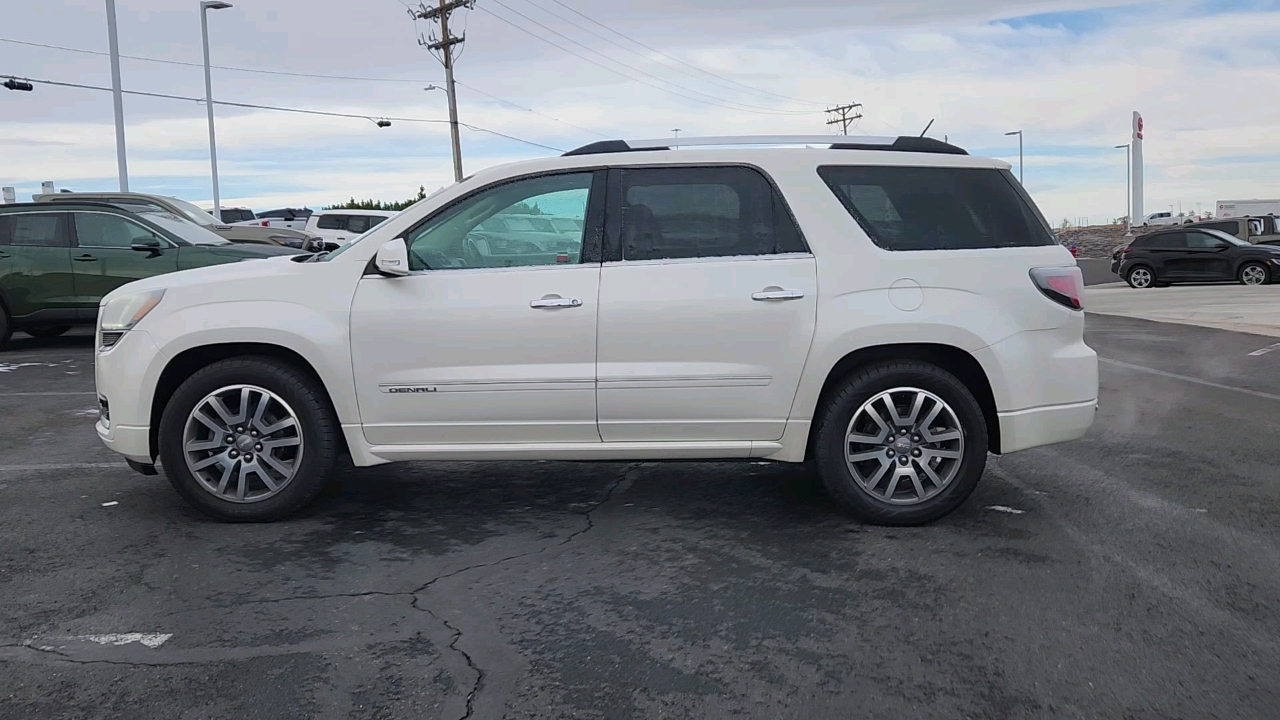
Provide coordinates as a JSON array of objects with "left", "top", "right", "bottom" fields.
[{"left": 562, "top": 135, "right": 968, "bottom": 157}]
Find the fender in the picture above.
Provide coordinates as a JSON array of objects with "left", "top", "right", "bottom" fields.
[{"left": 141, "top": 299, "right": 360, "bottom": 426}]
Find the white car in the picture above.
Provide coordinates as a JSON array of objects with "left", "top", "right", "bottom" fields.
[
  {"left": 1140, "top": 212, "right": 1186, "bottom": 227},
  {"left": 304, "top": 209, "right": 397, "bottom": 246},
  {"left": 93, "top": 135, "right": 1098, "bottom": 525}
]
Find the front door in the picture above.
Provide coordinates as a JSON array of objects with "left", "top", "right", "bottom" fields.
[
  {"left": 595, "top": 166, "right": 818, "bottom": 442},
  {"left": 1183, "top": 231, "right": 1233, "bottom": 279},
  {"left": 350, "top": 170, "right": 606, "bottom": 446},
  {"left": 70, "top": 211, "right": 178, "bottom": 303},
  {"left": 0, "top": 211, "right": 76, "bottom": 320}
]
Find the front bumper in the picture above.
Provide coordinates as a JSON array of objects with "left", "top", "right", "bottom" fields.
[
  {"left": 96, "top": 419, "right": 153, "bottom": 465},
  {"left": 95, "top": 329, "right": 163, "bottom": 464}
]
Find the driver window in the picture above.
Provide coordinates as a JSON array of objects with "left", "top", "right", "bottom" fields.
[
  {"left": 404, "top": 173, "right": 593, "bottom": 271},
  {"left": 74, "top": 212, "right": 159, "bottom": 248}
]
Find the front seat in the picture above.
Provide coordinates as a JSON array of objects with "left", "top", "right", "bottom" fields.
[{"left": 623, "top": 204, "right": 663, "bottom": 260}]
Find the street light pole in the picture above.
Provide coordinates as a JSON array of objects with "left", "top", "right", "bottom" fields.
[
  {"left": 105, "top": 0, "right": 129, "bottom": 191},
  {"left": 1115, "top": 143, "right": 1131, "bottom": 233},
  {"left": 1005, "top": 130, "right": 1023, "bottom": 184},
  {"left": 200, "top": 1, "right": 232, "bottom": 219}
]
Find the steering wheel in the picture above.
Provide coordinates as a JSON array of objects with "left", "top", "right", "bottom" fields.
[{"left": 462, "top": 237, "right": 485, "bottom": 268}]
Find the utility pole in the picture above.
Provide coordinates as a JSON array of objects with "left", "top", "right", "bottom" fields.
[
  {"left": 105, "top": 0, "right": 129, "bottom": 191},
  {"left": 411, "top": 0, "right": 473, "bottom": 183},
  {"left": 825, "top": 103, "right": 863, "bottom": 136}
]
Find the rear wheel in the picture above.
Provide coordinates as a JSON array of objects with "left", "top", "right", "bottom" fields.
[
  {"left": 812, "top": 361, "right": 988, "bottom": 526},
  {"left": 0, "top": 304, "right": 11, "bottom": 350},
  {"left": 24, "top": 325, "right": 71, "bottom": 339},
  {"left": 1240, "top": 262, "right": 1269, "bottom": 286},
  {"left": 158, "top": 357, "right": 339, "bottom": 522},
  {"left": 1127, "top": 265, "right": 1155, "bottom": 289}
]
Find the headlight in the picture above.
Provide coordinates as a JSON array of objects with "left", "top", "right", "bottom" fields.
[{"left": 100, "top": 289, "right": 165, "bottom": 331}]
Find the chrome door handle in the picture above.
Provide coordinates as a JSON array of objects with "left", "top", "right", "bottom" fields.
[
  {"left": 751, "top": 288, "right": 805, "bottom": 301},
  {"left": 530, "top": 296, "right": 583, "bottom": 309}
]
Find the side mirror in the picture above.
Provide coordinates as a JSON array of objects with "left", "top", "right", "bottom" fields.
[
  {"left": 131, "top": 237, "right": 163, "bottom": 257},
  {"left": 374, "top": 238, "right": 410, "bottom": 277}
]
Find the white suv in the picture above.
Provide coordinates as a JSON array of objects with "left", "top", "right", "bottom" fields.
[{"left": 94, "top": 135, "right": 1098, "bottom": 525}]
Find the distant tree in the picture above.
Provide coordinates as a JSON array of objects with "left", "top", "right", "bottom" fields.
[
  {"left": 504, "top": 201, "right": 546, "bottom": 215},
  {"left": 326, "top": 185, "right": 427, "bottom": 211}
]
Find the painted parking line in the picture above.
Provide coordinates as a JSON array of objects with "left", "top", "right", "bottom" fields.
[
  {"left": 1248, "top": 342, "right": 1280, "bottom": 357},
  {"left": 0, "top": 392, "right": 97, "bottom": 397},
  {"left": 0, "top": 462, "right": 124, "bottom": 472},
  {"left": 1099, "top": 357, "right": 1280, "bottom": 402}
]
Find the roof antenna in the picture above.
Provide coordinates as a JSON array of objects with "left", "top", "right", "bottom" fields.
[{"left": 920, "top": 119, "right": 935, "bottom": 137}]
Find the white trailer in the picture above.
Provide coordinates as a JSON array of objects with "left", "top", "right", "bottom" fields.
[{"left": 1217, "top": 199, "right": 1280, "bottom": 218}]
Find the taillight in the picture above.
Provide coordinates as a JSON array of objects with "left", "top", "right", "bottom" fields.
[
  {"left": 1029, "top": 266, "right": 1084, "bottom": 310},
  {"left": 1122, "top": 247, "right": 1133, "bottom": 254}
]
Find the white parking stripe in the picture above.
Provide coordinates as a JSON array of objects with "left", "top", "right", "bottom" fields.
[
  {"left": 1248, "top": 342, "right": 1280, "bottom": 357},
  {"left": 1099, "top": 357, "right": 1280, "bottom": 402},
  {"left": 0, "top": 392, "right": 97, "bottom": 397},
  {"left": 0, "top": 463, "right": 123, "bottom": 471}
]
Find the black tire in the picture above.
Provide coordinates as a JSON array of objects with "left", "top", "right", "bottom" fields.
[
  {"left": 812, "top": 360, "right": 988, "bottom": 526},
  {"left": 1239, "top": 262, "right": 1269, "bottom": 286},
  {"left": 24, "top": 325, "right": 71, "bottom": 339},
  {"left": 1126, "top": 265, "right": 1156, "bottom": 289},
  {"left": 158, "top": 356, "right": 338, "bottom": 522},
  {"left": 0, "top": 303, "right": 11, "bottom": 350}
]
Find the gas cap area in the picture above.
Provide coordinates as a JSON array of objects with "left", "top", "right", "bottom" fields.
[{"left": 888, "top": 278, "right": 924, "bottom": 312}]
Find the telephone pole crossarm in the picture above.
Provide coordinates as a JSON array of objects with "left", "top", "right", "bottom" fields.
[
  {"left": 412, "top": 0, "right": 472, "bottom": 20},
  {"left": 825, "top": 103, "right": 864, "bottom": 136}
]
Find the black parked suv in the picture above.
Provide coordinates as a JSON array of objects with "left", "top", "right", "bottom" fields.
[{"left": 1110, "top": 227, "right": 1280, "bottom": 288}]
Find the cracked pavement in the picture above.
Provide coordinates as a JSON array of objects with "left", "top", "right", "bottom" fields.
[{"left": 2, "top": 317, "right": 1280, "bottom": 719}]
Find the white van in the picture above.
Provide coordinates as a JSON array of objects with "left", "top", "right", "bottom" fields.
[{"left": 304, "top": 209, "right": 398, "bottom": 246}]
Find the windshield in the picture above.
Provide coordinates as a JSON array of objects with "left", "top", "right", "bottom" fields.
[
  {"left": 137, "top": 210, "right": 230, "bottom": 245},
  {"left": 163, "top": 197, "right": 224, "bottom": 227}
]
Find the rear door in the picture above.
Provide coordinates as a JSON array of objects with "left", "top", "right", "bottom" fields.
[
  {"left": 595, "top": 165, "right": 817, "bottom": 443},
  {"left": 1147, "top": 232, "right": 1191, "bottom": 278},
  {"left": 70, "top": 211, "right": 178, "bottom": 302},
  {"left": 0, "top": 211, "right": 77, "bottom": 319}
]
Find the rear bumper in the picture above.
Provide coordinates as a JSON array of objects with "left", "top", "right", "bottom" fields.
[{"left": 998, "top": 399, "right": 1097, "bottom": 454}]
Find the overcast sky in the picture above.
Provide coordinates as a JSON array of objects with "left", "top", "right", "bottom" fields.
[{"left": 2, "top": 0, "right": 1278, "bottom": 223}]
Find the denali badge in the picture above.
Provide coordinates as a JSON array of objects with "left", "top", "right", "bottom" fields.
[{"left": 382, "top": 386, "right": 438, "bottom": 394}]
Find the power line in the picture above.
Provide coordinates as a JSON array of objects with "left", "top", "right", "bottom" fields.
[
  {"left": 452, "top": 80, "right": 612, "bottom": 139},
  {"left": 1, "top": 73, "right": 565, "bottom": 152},
  {"left": 541, "top": 0, "right": 830, "bottom": 108},
  {"left": 478, "top": 2, "right": 818, "bottom": 116},
  {"left": 0, "top": 36, "right": 605, "bottom": 139}
]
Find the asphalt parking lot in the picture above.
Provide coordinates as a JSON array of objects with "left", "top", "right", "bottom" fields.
[{"left": 2, "top": 316, "right": 1280, "bottom": 720}]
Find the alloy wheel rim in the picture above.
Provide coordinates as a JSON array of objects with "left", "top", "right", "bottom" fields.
[
  {"left": 844, "top": 387, "right": 965, "bottom": 505},
  {"left": 1243, "top": 265, "right": 1266, "bottom": 285},
  {"left": 1131, "top": 268, "right": 1151, "bottom": 287},
  {"left": 183, "top": 384, "right": 303, "bottom": 503}
]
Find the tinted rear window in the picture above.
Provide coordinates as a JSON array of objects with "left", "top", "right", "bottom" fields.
[
  {"left": 317, "top": 214, "right": 346, "bottom": 230},
  {"left": 817, "top": 166, "right": 1056, "bottom": 251}
]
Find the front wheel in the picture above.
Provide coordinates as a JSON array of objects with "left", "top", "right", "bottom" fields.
[
  {"left": 1240, "top": 262, "right": 1269, "bottom": 286},
  {"left": 158, "top": 357, "right": 339, "bottom": 522},
  {"left": 812, "top": 360, "right": 988, "bottom": 526},
  {"left": 1127, "top": 265, "right": 1155, "bottom": 289}
]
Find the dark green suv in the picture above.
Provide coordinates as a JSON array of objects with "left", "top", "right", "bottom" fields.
[{"left": 0, "top": 202, "right": 301, "bottom": 348}]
